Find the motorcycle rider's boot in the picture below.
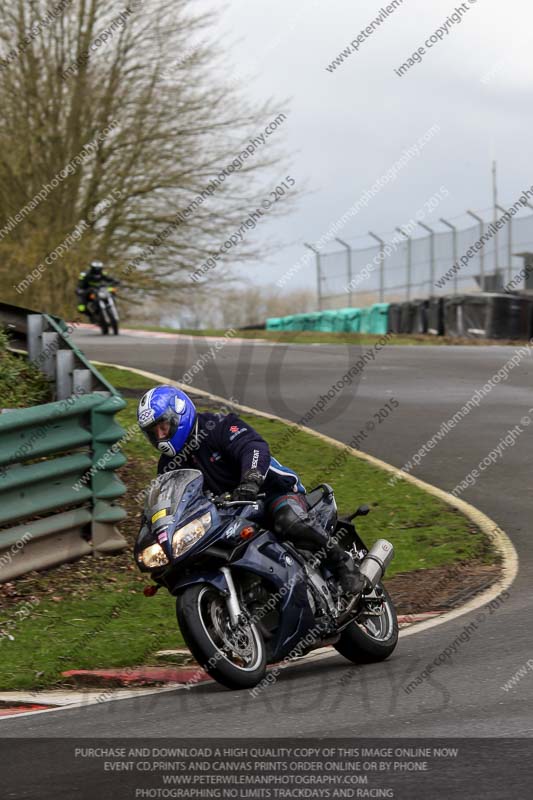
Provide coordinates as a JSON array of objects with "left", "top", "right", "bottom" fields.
[{"left": 329, "top": 549, "right": 366, "bottom": 596}]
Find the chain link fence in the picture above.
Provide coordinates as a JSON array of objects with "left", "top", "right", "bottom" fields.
[{"left": 317, "top": 209, "right": 533, "bottom": 310}]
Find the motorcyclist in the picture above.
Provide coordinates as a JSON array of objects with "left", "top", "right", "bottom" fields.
[
  {"left": 76, "top": 260, "right": 119, "bottom": 319},
  {"left": 136, "top": 385, "right": 364, "bottom": 595}
]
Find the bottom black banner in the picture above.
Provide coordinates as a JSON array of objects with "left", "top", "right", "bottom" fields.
[{"left": 2, "top": 738, "right": 532, "bottom": 799}]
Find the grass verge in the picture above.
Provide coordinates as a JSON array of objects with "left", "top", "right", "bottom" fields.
[{"left": 0, "top": 363, "right": 497, "bottom": 690}]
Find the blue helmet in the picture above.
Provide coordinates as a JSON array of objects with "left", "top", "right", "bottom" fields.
[{"left": 137, "top": 385, "right": 196, "bottom": 457}]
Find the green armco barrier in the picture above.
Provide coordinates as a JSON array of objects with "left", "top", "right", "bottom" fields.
[
  {"left": 91, "top": 395, "right": 128, "bottom": 533},
  {"left": 0, "top": 304, "right": 129, "bottom": 581},
  {"left": 0, "top": 453, "right": 94, "bottom": 525},
  {"left": 0, "top": 508, "right": 92, "bottom": 552},
  {"left": 0, "top": 391, "right": 127, "bottom": 578},
  {"left": 266, "top": 317, "right": 283, "bottom": 330},
  {"left": 0, "top": 398, "right": 93, "bottom": 468},
  {"left": 369, "top": 303, "right": 390, "bottom": 334}
]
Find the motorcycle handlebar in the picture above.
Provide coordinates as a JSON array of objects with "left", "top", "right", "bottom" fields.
[{"left": 212, "top": 493, "right": 265, "bottom": 509}]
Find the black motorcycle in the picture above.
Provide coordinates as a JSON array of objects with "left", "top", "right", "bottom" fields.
[
  {"left": 87, "top": 285, "right": 119, "bottom": 335},
  {"left": 135, "top": 469, "right": 398, "bottom": 690}
]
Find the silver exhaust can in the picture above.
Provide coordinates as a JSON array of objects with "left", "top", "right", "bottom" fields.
[{"left": 359, "top": 539, "right": 394, "bottom": 588}]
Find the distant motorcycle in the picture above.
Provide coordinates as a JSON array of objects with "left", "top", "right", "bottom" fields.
[
  {"left": 135, "top": 469, "right": 398, "bottom": 690},
  {"left": 87, "top": 286, "right": 119, "bottom": 335}
]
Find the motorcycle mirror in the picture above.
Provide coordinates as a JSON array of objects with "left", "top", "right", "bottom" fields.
[{"left": 347, "top": 504, "right": 370, "bottom": 521}]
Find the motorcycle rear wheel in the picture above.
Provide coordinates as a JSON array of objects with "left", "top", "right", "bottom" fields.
[
  {"left": 176, "top": 584, "right": 267, "bottom": 690},
  {"left": 334, "top": 584, "right": 398, "bottom": 663}
]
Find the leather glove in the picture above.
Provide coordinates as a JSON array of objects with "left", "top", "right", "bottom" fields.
[{"left": 232, "top": 469, "right": 264, "bottom": 501}]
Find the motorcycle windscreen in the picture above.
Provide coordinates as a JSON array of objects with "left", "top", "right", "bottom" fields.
[{"left": 144, "top": 469, "right": 205, "bottom": 524}]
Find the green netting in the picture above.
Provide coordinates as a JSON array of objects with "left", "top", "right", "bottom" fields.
[
  {"left": 316, "top": 310, "right": 338, "bottom": 332},
  {"left": 273, "top": 307, "right": 384, "bottom": 333},
  {"left": 281, "top": 315, "right": 296, "bottom": 330},
  {"left": 292, "top": 313, "right": 307, "bottom": 331},
  {"left": 369, "top": 303, "right": 390, "bottom": 334},
  {"left": 334, "top": 308, "right": 362, "bottom": 332},
  {"left": 304, "top": 312, "right": 321, "bottom": 330},
  {"left": 345, "top": 308, "right": 362, "bottom": 332},
  {"left": 360, "top": 307, "right": 372, "bottom": 333}
]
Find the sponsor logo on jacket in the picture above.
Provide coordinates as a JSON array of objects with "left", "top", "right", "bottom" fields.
[{"left": 229, "top": 426, "right": 247, "bottom": 441}]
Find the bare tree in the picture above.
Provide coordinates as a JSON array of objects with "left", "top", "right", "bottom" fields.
[{"left": 0, "top": 0, "right": 290, "bottom": 317}]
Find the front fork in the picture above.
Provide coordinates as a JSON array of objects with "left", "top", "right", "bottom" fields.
[
  {"left": 220, "top": 567, "right": 244, "bottom": 627},
  {"left": 99, "top": 300, "right": 110, "bottom": 326}
]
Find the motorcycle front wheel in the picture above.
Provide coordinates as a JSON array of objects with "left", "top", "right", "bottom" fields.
[
  {"left": 176, "top": 583, "right": 266, "bottom": 690},
  {"left": 334, "top": 584, "right": 398, "bottom": 663},
  {"left": 98, "top": 304, "right": 110, "bottom": 335},
  {"left": 109, "top": 303, "right": 119, "bottom": 335}
]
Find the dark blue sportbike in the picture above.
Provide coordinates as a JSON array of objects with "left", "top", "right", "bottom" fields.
[{"left": 134, "top": 469, "right": 398, "bottom": 690}]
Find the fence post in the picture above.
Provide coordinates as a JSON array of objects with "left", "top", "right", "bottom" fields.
[
  {"left": 496, "top": 204, "right": 513, "bottom": 287},
  {"left": 440, "top": 218, "right": 458, "bottom": 295},
  {"left": 395, "top": 227, "right": 412, "bottom": 300},
  {"left": 467, "top": 210, "right": 485, "bottom": 291},
  {"left": 314, "top": 208, "right": 533, "bottom": 307},
  {"left": 369, "top": 232, "right": 385, "bottom": 302},
  {"left": 418, "top": 222, "right": 435, "bottom": 295},
  {"left": 304, "top": 243, "right": 322, "bottom": 310},
  {"left": 335, "top": 237, "right": 353, "bottom": 306}
]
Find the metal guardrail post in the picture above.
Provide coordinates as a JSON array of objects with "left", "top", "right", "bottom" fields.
[
  {"left": 3, "top": 302, "right": 114, "bottom": 399},
  {"left": 56, "top": 349, "right": 76, "bottom": 399}
]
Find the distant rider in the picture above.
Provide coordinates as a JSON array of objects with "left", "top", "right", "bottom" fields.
[
  {"left": 136, "top": 385, "right": 364, "bottom": 596},
  {"left": 76, "top": 261, "right": 119, "bottom": 320}
]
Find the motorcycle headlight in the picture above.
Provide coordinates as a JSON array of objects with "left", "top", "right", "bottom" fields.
[
  {"left": 137, "top": 542, "right": 169, "bottom": 569},
  {"left": 172, "top": 512, "right": 211, "bottom": 558}
]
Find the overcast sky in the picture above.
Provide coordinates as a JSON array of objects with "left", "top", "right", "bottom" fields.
[{"left": 201, "top": 0, "right": 533, "bottom": 290}]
